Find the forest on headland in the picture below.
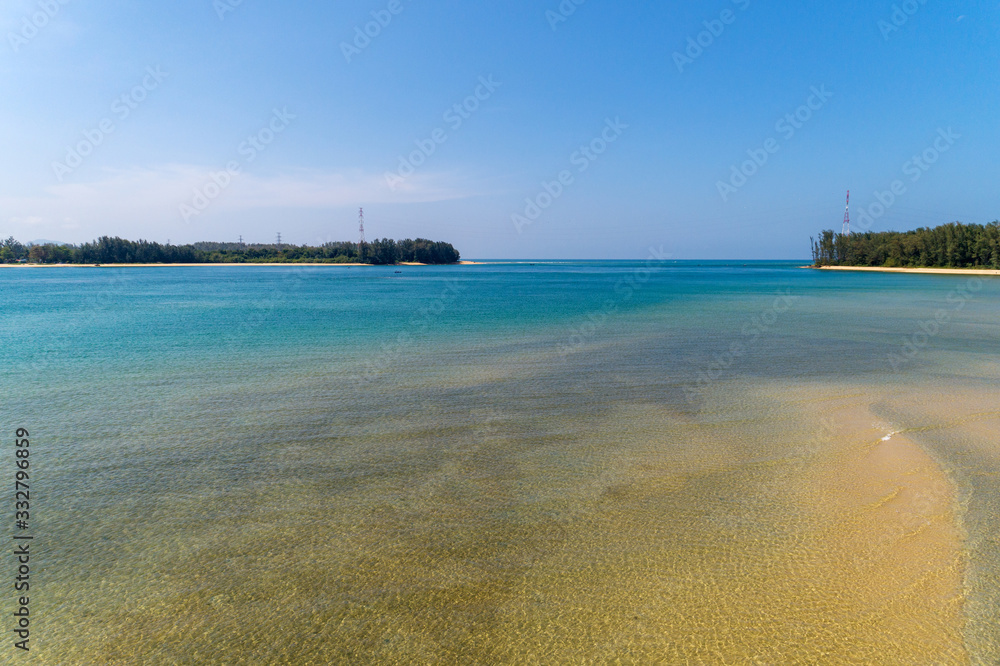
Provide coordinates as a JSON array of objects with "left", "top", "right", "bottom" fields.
[
  {"left": 0, "top": 236, "right": 461, "bottom": 265},
  {"left": 812, "top": 221, "right": 1000, "bottom": 269}
]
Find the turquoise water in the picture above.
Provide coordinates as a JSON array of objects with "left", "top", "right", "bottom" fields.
[{"left": 1, "top": 262, "right": 998, "bottom": 662}]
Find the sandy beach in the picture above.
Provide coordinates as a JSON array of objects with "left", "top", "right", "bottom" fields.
[
  {"left": 812, "top": 265, "right": 1000, "bottom": 276},
  {"left": 0, "top": 261, "right": 482, "bottom": 268}
]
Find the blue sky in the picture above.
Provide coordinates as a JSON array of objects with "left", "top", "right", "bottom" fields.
[{"left": 2, "top": 0, "right": 997, "bottom": 259}]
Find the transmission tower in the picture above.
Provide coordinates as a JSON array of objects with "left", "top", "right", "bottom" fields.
[
  {"left": 842, "top": 190, "right": 851, "bottom": 236},
  {"left": 276, "top": 232, "right": 282, "bottom": 249},
  {"left": 358, "top": 208, "right": 366, "bottom": 246}
]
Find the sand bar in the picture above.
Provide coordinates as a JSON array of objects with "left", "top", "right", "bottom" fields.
[{"left": 786, "top": 394, "right": 968, "bottom": 662}]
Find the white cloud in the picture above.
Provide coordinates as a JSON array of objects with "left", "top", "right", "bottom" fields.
[
  {"left": 0, "top": 0, "right": 80, "bottom": 53},
  {"left": 0, "top": 165, "right": 486, "bottom": 241},
  {"left": 218, "top": 168, "right": 478, "bottom": 209},
  {"left": 8, "top": 216, "right": 43, "bottom": 226}
]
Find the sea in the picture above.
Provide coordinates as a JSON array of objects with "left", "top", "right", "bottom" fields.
[{"left": 1, "top": 261, "right": 997, "bottom": 663}]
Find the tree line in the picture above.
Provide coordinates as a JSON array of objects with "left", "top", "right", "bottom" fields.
[
  {"left": 1, "top": 236, "right": 461, "bottom": 265},
  {"left": 811, "top": 221, "right": 1000, "bottom": 269}
]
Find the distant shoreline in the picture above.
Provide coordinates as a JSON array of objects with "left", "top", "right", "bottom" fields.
[
  {"left": 810, "top": 265, "right": 1000, "bottom": 276},
  {"left": 0, "top": 261, "right": 483, "bottom": 268}
]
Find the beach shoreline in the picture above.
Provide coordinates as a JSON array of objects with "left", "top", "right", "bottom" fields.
[
  {"left": 809, "top": 265, "right": 1000, "bottom": 276},
  {"left": 0, "top": 260, "right": 483, "bottom": 268}
]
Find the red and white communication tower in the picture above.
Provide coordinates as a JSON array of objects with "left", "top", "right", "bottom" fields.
[
  {"left": 358, "top": 207, "right": 366, "bottom": 245},
  {"left": 842, "top": 190, "right": 851, "bottom": 236}
]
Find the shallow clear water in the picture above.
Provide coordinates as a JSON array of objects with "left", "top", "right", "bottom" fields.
[{"left": 1, "top": 262, "right": 997, "bottom": 662}]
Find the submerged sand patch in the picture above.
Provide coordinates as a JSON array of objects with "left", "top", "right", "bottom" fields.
[
  {"left": 796, "top": 416, "right": 967, "bottom": 662},
  {"left": 27, "top": 379, "right": 977, "bottom": 663},
  {"left": 527, "top": 387, "right": 970, "bottom": 662}
]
